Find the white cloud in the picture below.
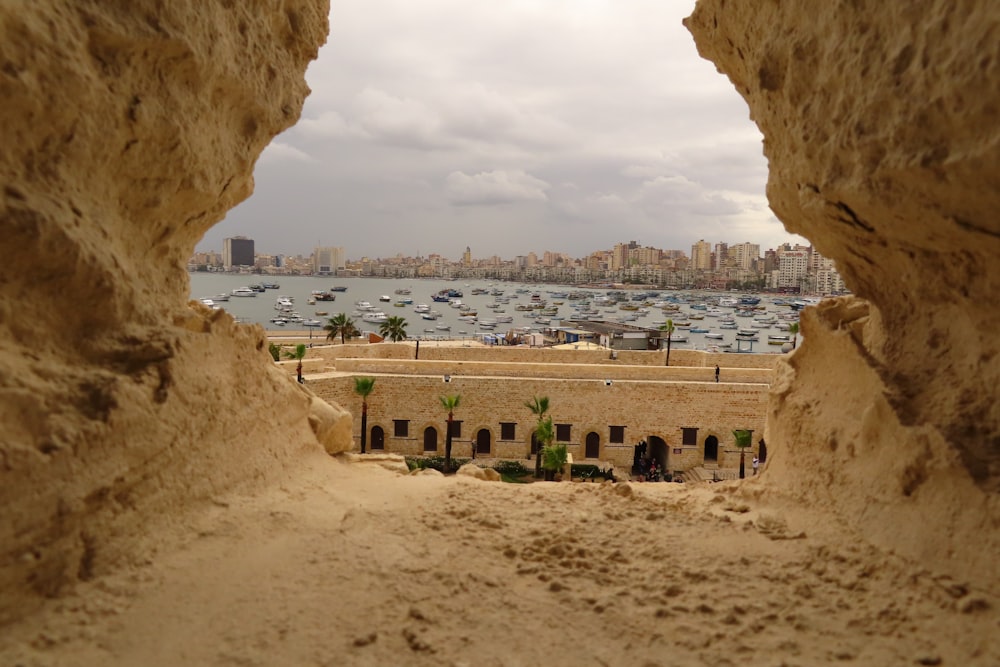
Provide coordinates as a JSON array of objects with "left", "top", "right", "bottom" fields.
[
  {"left": 199, "top": 1, "right": 808, "bottom": 260},
  {"left": 257, "top": 141, "right": 315, "bottom": 164},
  {"left": 445, "top": 169, "right": 550, "bottom": 206}
]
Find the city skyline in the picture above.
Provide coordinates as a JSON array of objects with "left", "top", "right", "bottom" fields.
[
  {"left": 195, "top": 1, "right": 808, "bottom": 259},
  {"left": 196, "top": 235, "right": 807, "bottom": 266}
]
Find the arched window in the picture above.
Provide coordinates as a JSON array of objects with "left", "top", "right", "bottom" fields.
[
  {"left": 423, "top": 426, "right": 438, "bottom": 452},
  {"left": 704, "top": 435, "right": 719, "bottom": 462}
]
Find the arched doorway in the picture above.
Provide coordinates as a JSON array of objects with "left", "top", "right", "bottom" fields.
[
  {"left": 476, "top": 429, "right": 491, "bottom": 456},
  {"left": 704, "top": 435, "right": 719, "bottom": 462},
  {"left": 371, "top": 425, "right": 385, "bottom": 450},
  {"left": 423, "top": 426, "right": 438, "bottom": 452},
  {"left": 585, "top": 431, "right": 600, "bottom": 459},
  {"left": 648, "top": 435, "right": 667, "bottom": 472}
]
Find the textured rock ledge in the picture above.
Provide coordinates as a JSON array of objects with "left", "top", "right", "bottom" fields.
[
  {"left": 0, "top": 0, "right": 339, "bottom": 624},
  {"left": 686, "top": 1, "right": 1000, "bottom": 590}
]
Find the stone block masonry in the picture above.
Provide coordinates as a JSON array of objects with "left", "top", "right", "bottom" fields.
[{"left": 309, "top": 371, "right": 769, "bottom": 474}]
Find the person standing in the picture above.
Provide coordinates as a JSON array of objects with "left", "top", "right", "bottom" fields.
[
  {"left": 715, "top": 365, "right": 720, "bottom": 383},
  {"left": 752, "top": 456, "right": 759, "bottom": 475}
]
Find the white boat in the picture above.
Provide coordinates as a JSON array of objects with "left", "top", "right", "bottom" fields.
[
  {"left": 302, "top": 319, "right": 323, "bottom": 327},
  {"left": 413, "top": 304, "right": 430, "bottom": 313},
  {"left": 379, "top": 295, "right": 391, "bottom": 302},
  {"left": 214, "top": 293, "right": 230, "bottom": 302},
  {"left": 435, "top": 324, "right": 451, "bottom": 331},
  {"left": 362, "top": 311, "right": 388, "bottom": 323},
  {"left": 231, "top": 287, "right": 256, "bottom": 297},
  {"left": 705, "top": 332, "right": 725, "bottom": 339},
  {"left": 275, "top": 297, "right": 294, "bottom": 309},
  {"left": 355, "top": 301, "right": 375, "bottom": 311}
]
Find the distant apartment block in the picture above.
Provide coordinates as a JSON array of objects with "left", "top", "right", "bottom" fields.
[
  {"left": 223, "top": 236, "right": 254, "bottom": 269},
  {"left": 313, "top": 246, "right": 346, "bottom": 275}
]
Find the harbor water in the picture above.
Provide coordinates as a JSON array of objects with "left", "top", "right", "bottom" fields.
[{"left": 188, "top": 273, "right": 801, "bottom": 352}]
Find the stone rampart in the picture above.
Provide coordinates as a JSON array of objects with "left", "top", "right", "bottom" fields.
[
  {"left": 330, "top": 358, "right": 771, "bottom": 384},
  {"left": 309, "top": 372, "right": 768, "bottom": 473}
]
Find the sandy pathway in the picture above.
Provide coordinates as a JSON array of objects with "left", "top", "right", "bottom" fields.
[{"left": 3, "top": 458, "right": 997, "bottom": 666}]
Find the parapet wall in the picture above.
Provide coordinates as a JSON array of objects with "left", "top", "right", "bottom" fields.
[
  {"left": 330, "top": 358, "right": 772, "bottom": 384},
  {"left": 303, "top": 341, "right": 784, "bottom": 370}
]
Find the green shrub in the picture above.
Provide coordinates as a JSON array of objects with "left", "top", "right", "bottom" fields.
[
  {"left": 405, "top": 456, "right": 470, "bottom": 473},
  {"left": 493, "top": 460, "right": 529, "bottom": 477},
  {"left": 267, "top": 342, "right": 281, "bottom": 362}
]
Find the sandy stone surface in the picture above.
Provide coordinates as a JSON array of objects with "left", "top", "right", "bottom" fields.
[
  {"left": 3, "top": 1, "right": 999, "bottom": 664},
  {"left": 1, "top": 457, "right": 997, "bottom": 666}
]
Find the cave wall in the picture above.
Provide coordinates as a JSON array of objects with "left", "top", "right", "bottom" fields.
[
  {"left": 0, "top": 1, "right": 348, "bottom": 624},
  {"left": 686, "top": 1, "right": 1000, "bottom": 588}
]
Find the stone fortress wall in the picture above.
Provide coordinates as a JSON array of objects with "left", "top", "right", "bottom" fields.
[{"left": 298, "top": 343, "right": 774, "bottom": 472}]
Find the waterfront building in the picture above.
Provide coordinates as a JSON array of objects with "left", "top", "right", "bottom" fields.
[
  {"left": 313, "top": 246, "right": 346, "bottom": 275},
  {"left": 222, "top": 236, "right": 254, "bottom": 269}
]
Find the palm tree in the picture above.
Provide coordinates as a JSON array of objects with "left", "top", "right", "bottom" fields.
[
  {"left": 788, "top": 322, "right": 800, "bottom": 349},
  {"left": 379, "top": 315, "right": 408, "bottom": 342},
  {"left": 525, "top": 396, "right": 550, "bottom": 478},
  {"left": 325, "top": 313, "right": 359, "bottom": 344},
  {"left": 440, "top": 394, "right": 462, "bottom": 473},
  {"left": 537, "top": 417, "right": 564, "bottom": 481},
  {"left": 733, "top": 429, "right": 752, "bottom": 479},
  {"left": 659, "top": 319, "right": 675, "bottom": 366},
  {"left": 283, "top": 343, "right": 306, "bottom": 383},
  {"left": 354, "top": 377, "right": 376, "bottom": 454}
]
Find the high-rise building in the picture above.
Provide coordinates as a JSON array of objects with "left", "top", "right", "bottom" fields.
[
  {"left": 462, "top": 246, "right": 472, "bottom": 266},
  {"left": 776, "top": 249, "right": 811, "bottom": 289},
  {"left": 313, "top": 246, "right": 346, "bottom": 275},
  {"left": 690, "top": 239, "right": 712, "bottom": 270},
  {"left": 222, "top": 236, "right": 254, "bottom": 269},
  {"left": 713, "top": 242, "right": 729, "bottom": 270},
  {"left": 731, "top": 242, "right": 761, "bottom": 271}
]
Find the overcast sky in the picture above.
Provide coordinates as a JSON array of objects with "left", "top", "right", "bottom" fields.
[{"left": 198, "top": 1, "right": 805, "bottom": 261}]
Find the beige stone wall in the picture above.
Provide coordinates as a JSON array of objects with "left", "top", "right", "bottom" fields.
[
  {"left": 328, "top": 358, "right": 772, "bottom": 384},
  {"left": 310, "top": 373, "right": 769, "bottom": 473},
  {"left": 287, "top": 340, "right": 784, "bottom": 371}
]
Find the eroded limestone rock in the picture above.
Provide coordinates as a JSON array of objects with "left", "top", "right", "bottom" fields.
[
  {"left": 0, "top": 0, "right": 331, "bottom": 623},
  {"left": 686, "top": 1, "right": 1000, "bottom": 589}
]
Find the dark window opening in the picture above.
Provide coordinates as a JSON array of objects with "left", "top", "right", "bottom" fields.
[
  {"left": 682, "top": 428, "right": 698, "bottom": 446},
  {"left": 556, "top": 424, "right": 571, "bottom": 442},
  {"left": 393, "top": 420, "right": 409, "bottom": 438},
  {"left": 500, "top": 422, "right": 516, "bottom": 440},
  {"left": 609, "top": 425, "right": 625, "bottom": 444}
]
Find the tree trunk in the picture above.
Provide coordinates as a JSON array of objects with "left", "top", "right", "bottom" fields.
[
  {"left": 739, "top": 448, "right": 745, "bottom": 479},
  {"left": 360, "top": 403, "right": 368, "bottom": 454},
  {"left": 445, "top": 413, "right": 453, "bottom": 473},
  {"left": 297, "top": 361, "right": 303, "bottom": 383},
  {"left": 665, "top": 338, "right": 672, "bottom": 367}
]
